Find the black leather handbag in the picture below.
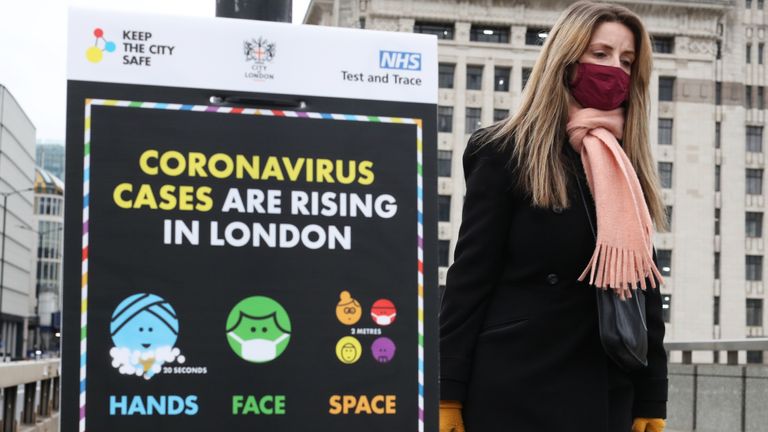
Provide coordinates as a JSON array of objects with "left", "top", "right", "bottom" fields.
[{"left": 574, "top": 173, "right": 649, "bottom": 372}]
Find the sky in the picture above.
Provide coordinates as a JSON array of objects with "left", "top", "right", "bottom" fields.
[{"left": 0, "top": 0, "right": 311, "bottom": 143}]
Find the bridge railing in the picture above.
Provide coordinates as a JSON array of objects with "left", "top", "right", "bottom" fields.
[
  {"left": 0, "top": 359, "right": 60, "bottom": 432},
  {"left": 665, "top": 339, "right": 768, "bottom": 432}
]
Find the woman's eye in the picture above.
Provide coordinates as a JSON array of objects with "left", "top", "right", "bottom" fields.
[
  {"left": 593, "top": 52, "right": 606, "bottom": 58},
  {"left": 621, "top": 60, "right": 632, "bottom": 67}
]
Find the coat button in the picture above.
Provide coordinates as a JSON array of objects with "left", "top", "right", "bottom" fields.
[
  {"left": 546, "top": 273, "right": 559, "bottom": 285},
  {"left": 552, "top": 206, "right": 563, "bottom": 214}
]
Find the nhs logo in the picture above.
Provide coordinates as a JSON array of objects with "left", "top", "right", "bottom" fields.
[{"left": 379, "top": 50, "right": 422, "bottom": 71}]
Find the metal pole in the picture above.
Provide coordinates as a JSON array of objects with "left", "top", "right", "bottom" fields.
[
  {"left": 34, "top": 231, "right": 41, "bottom": 318},
  {"left": 34, "top": 230, "right": 41, "bottom": 353},
  {"left": 0, "top": 194, "right": 7, "bottom": 361},
  {"left": 215, "top": 0, "right": 292, "bottom": 22}
]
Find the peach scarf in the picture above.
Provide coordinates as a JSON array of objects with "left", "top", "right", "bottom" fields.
[{"left": 566, "top": 103, "right": 664, "bottom": 299}]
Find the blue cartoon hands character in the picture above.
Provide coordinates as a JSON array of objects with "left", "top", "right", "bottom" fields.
[{"left": 109, "top": 293, "right": 184, "bottom": 379}]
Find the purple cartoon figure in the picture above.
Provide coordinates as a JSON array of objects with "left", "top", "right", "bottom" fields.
[{"left": 371, "top": 337, "right": 396, "bottom": 363}]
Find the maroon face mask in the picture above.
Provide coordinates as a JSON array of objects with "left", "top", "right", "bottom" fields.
[{"left": 569, "top": 62, "right": 630, "bottom": 110}]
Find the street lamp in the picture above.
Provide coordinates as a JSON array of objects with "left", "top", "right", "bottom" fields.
[
  {"left": 20, "top": 224, "right": 64, "bottom": 354},
  {"left": 0, "top": 187, "right": 34, "bottom": 361}
]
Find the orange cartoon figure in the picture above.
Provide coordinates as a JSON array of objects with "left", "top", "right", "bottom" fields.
[{"left": 336, "top": 291, "right": 362, "bottom": 325}]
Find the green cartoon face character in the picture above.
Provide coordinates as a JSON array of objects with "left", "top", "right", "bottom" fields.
[{"left": 226, "top": 296, "right": 291, "bottom": 363}]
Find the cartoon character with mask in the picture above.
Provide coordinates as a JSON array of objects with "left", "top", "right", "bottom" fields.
[
  {"left": 109, "top": 293, "right": 184, "bottom": 380},
  {"left": 370, "top": 299, "right": 397, "bottom": 326},
  {"left": 226, "top": 296, "right": 291, "bottom": 363}
]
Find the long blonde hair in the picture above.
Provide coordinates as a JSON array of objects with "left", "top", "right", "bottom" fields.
[{"left": 479, "top": 0, "right": 668, "bottom": 231}]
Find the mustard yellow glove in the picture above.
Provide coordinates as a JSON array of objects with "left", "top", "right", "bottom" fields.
[
  {"left": 439, "top": 400, "right": 465, "bottom": 432},
  {"left": 632, "top": 417, "right": 666, "bottom": 432}
]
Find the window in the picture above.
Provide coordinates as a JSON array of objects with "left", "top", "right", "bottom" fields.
[
  {"left": 716, "top": 122, "right": 721, "bottom": 148},
  {"left": 658, "top": 249, "right": 672, "bottom": 276},
  {"left": 525, "top": 28, "right": 548, "bottom": 46},
  {"left": 466, "top": 65, "right": 483, "bottom": 90},
  {"left": 747, "top": 168, "right": 764, "bottom": 194},
  {"left": 714, "top": 296, "right": 720, "bottom": 325},
  {"left": 493, "top": 109, "right": 509, "bottom": 122},
  {"left": 760, "top": 0, "right": 765, "bottom": 9},
  {"left": 747, "top": 298, "right": 763, "bottom": 325},
  {"left": 522, "top": 67, "right": 532, "bottom": 89},
  {"left": 438, "top": 63, "right": 455, "bottom": 89},
  {"left": 715, "top": 208, "right": 721, "bottom": 235},
  {"left": 438, "top": 240, "right": 451, "bottom": 267},
  {"left": 437, "top": 150, "right": 452, "bottom": 177},
  {"left": 717, "top": 41, "right": 722, "bottom": 60},
  {"left": 748, "top": 43, "right": 753, "bottom": 64},
  {"left": 665, "top": 205, "right": 673, "bottom": 231},
  {"left": 715, "top": 253, "right": 721, "bottom": 280},
  {"left": 659, "top": 77, "right": 675, "bottom": 101},
  {"left": 494, "top": 67, "right": 511, "bottom": 92},
  {"left": 658, "top": 162, "right": 673, "bottom": 188},
  {"left": 465, "top": 108, "right": 482, "bottom": 133},
  {"left": 438, "top": 196, "right": 451, "bottom": 222},
  {"left": 661, "top": 294, "right": 671, "bottom": 323},
  {"left": 715, "top": 165, "right": 721, "bottom": 192},
  {"left": 747, "top": 212, "right": 764, "bottom": 237},
  {"left": 470, "top": 25, "right": 510, "bottom": 43},
  {"left": 747, "top": 256, "right": 763, "bottom": 281},
  {"left": 747, "top": 126, "right": 763, "bottom": 152},
  {"left": 747, "top": 0, "right": 753, "bottom": 7},
  {"left": 414, "top": 22, "right": 454, "bottom": 40},
  {"left": 716, "top": 82, "right": 722, "bottom": 105},
  {"left": 658, "top": 118, "right": 673, "bottom": 145},
  {"left": 747, "top": 351, "right": 764, "bottom": 364},
  {"left": 747, "top": 85, "right": 753, "bottom": 108},
  {"left": 652, "top": 36, "right": 674, "bottom": 54},
  {"left": 438, "top": 106, "right": 453, "bottom": 133},
  {"left": 760, "top": 87, "right": 765, "bottom": 109},
  {"left": 760, "top": 43, "right": 765, "bottom": 64}
]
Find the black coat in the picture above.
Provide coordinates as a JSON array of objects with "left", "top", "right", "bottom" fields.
[{"left": 439, "top": 130, "right": 668, "bottom": 432}]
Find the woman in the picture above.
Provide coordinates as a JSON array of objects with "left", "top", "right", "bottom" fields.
[{"left": 439, "top": 2, "right": 669, "bottom": 431}]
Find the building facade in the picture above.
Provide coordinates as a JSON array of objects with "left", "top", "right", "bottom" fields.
[
  {"left": 0, "top": 85, "right": 37, "bottom": 360},
  {"left": 306, "top": 0, "right": 768, "bottom": 363},
  {"left": 32, "top": 168, "right": 64, "bottom": 354}
]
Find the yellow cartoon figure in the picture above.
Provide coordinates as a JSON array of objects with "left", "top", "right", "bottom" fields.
[
  {"left": 335, "top": 291, "right": 362, "bottom": 325},
  {"left": 335, "top": 336, "right": 362, "bottom": 364}
]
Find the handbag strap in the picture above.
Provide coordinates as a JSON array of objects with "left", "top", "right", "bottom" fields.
[{"left": 573, "top": 171, "right": 597, "bottom": 241}]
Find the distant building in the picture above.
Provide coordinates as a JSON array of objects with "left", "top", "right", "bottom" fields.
[
  {"left": 0, "top": 85, "right": 37, "bottom": 360},
  {"left": 35, "top": 141, "right": 65, "bottom": 181},
  {"left": 306, "top": 0, "right": 768, "bottom": 364},
  {"left": 32, "top": 168, "right": 64, "bottom": 353}
]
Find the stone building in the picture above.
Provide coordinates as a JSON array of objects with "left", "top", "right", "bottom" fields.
[{"left": 305, "top": 0, "right": 768, "bottom": 363}]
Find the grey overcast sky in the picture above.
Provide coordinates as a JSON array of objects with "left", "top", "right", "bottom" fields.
[{"left": 0, "top": 0, "right": 311, "bottom": 143}]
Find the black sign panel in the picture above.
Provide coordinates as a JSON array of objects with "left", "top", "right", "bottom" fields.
[{"left": 63, "top": 82, "right": 438, "bottom": 431}]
